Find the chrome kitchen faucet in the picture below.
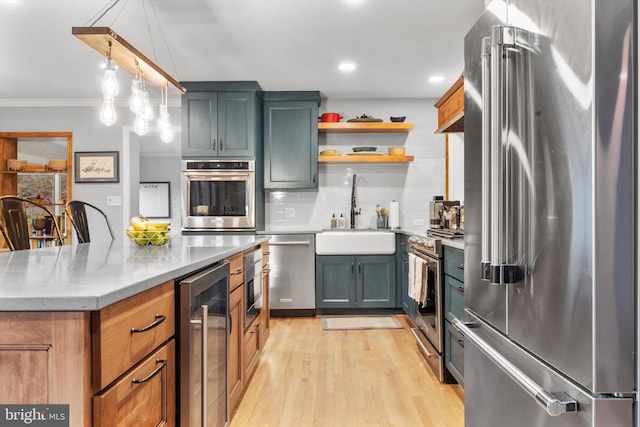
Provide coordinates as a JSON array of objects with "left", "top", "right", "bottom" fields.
[{"left": 350, "top": 174, "right": 361, "bottom": 228}]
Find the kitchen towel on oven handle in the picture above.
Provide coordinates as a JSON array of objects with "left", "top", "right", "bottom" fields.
[{"left": 408, "top": 253, "right": 428, "bottom": 304}]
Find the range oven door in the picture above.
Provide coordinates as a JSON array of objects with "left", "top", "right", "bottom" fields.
[{"left": 414, "top": 254, "right": 442, "bottom": 352}]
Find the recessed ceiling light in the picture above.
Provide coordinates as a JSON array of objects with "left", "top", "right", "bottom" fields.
[
  {"left": 429, "top": 75, "right": 445, "bottom": 83},
  {"left": 339, "top": 62, "right": 356, "bottom": 73}
]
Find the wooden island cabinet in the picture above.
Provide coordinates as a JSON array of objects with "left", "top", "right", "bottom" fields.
[
  {"left": 0, "top": 281, "right": 175, "bottom": 427},
  {"left": 0, "top": 236, "right": 271, "bottom": 427}
]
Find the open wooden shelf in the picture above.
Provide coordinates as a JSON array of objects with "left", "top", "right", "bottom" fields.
[
  {"left": 318, "top": 122, "right": 414, "bottom": 133},
  {"left": 319, "top": 154, "right": 414, "bottom": 163}
]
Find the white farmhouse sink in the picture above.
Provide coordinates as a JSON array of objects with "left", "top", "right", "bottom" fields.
[{"left": 315, "top": 230, "right": 396, "bottom": 255}]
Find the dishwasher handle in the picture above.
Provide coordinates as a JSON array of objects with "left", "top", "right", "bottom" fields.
[{"left": 270, "top": 241, "right": 311, "bottom": 247}]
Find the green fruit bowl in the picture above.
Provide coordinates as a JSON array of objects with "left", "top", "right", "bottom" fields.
[{"left": 126, "top": 229, "right": 172, "bottom": 247}]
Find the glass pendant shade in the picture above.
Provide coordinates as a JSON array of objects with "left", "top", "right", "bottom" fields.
[
  {"left": 101, "top": 59, "right": 119, "bottom": 98},
  {"left": 133, "top": 113, "right": 148, "bottom": 136},
  {"left": 158, "top": 106, "right": 173, "bottom": 143},
  {"left": 160, "top": 120, "right": 174, "bottom": 143},
  {"left": 142, "top": 91, "right": 154, "bottom": 121},
  {"left": 129, "top": 79, "right": 144, "bottom": 114},
  {"left": 100, "top": 98, "right": 117, "bottom": 126}
]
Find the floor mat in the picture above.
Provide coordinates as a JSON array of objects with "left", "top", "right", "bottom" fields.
[{"left": 322, "top": 316, "right": 403, "bottom": 330}]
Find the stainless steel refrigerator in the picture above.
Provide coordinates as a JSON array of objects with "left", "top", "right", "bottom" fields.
[{"left": 456, "top": 0, "right": 636, "bottom": 425}]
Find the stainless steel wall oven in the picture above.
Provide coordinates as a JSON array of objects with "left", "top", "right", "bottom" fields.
[{"left": 181, "top": 160, "right": 255, "bottom": 230}]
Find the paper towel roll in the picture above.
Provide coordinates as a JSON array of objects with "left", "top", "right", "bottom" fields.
[{"left": 389, "top": 200, "right": 400, "bottom": 229}]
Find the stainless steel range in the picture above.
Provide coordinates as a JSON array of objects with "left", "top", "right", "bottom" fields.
[{"left": 408, "top": 236, "right": 453, "bottom": 383}]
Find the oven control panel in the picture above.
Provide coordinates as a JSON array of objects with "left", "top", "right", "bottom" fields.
[{"left": 408, "top": 236, "right": 442, "bottom": 258}]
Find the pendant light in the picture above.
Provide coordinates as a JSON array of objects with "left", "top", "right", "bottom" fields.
[
  {"left": 100, "top": 97, "right": 117, "bottom": 126},
  {"left": 73, "top": 0, "right": 185, "bottom": 135},
  {"left": 129, "top": 68, "right": 144, "bottom": 114},
  {"left": 158, "top": 84, "right": 174, "bottom": 143},
  {"left": 99, "top": 41, "right": 118, "bottom": 126},
  {"left": 101, "top": 42, "right": 119, "bottom": 98}
]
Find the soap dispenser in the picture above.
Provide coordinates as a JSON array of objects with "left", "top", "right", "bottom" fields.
[
  {"left": 330, "top": 214, "right": 338, "bottom": 229},
  {"left": 338, "top": 214, "right": 346, "bottom": 229}
]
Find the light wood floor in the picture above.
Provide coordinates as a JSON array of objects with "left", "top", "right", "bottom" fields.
[{"left": 230, "top": 316, "right": 464, "bottom": 427}]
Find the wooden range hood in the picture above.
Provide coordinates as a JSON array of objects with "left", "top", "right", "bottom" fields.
[{"left": 434, "top": 75, "right": 464, "bottom": 133}]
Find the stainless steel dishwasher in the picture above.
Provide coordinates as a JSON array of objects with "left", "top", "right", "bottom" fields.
[{"left": 269, "top": 234, "right": 316, "bottom": 316}]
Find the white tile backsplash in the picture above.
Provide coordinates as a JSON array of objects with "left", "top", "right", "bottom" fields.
[{"left": 265, "top": 98, "right": 448, "bottom": 234}]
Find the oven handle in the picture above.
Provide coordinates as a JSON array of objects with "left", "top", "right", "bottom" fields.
[
  {"left": 182, "top": 171, "right": 253, "bottom": 180},
  {"left": 410, "top": 328, "right": 435, "bottom": 359},
  {"left": 451, "top": 317, "right": 577, "bottom": 416}
]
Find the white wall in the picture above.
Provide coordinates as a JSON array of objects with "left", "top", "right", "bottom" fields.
[
  {"left": 265, "top": 98, "right": 448, "bottom": 234},
  {"left": 448, "top": 133, "right": 464, "bottom": 203},
  {"left": 0, "top": 103, "right": 180, "bottom": 240},
  {"left": 1, "top": 99, "right": 454, "bottom": 237},
  {"left": 139, "top": 154, "right": 181, "bottom": 226}
]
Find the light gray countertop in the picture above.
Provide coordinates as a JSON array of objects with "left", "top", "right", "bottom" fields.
[{"left": 0, "top": 234, "right": 269, "bottom": 312}]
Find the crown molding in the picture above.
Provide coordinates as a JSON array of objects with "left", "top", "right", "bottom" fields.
[{"left": 0, "top": 97, "right": 182, "bottom": 108}]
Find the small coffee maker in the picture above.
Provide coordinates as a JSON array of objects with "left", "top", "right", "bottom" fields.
[
  {"left": 429, "top": 195, "right": 462, "bottom": 230},
  {"left": 429, "top": 196, "right": 445, "bottom": 229}
]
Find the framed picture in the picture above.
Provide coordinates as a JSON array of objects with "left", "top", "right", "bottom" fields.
[
  {"left": 139, "top": 182, "right": 171, "bottom": 218},
  {"left": 74, "top": 151, "right": 119, "bottom": 183}
]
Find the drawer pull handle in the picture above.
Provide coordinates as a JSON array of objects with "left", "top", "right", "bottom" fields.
[
  {"left": 131, "top": 314, "right": 166, "bottom": 333},
  {"left": 457, "top": 286, "right": 465, "bottom": 293},
  {"left": 231, "top": 269, "right": 243, "bottom": 275},
  {"left": 457, "top": 264, "right": 464, "bottom": 270},
  {"left": 132, "top": 359, "right": 167, "bottom": 384}
]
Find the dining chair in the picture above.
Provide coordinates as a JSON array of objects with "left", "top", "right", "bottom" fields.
[
  {"left": 0, "top": 195, "right": 63, "bottom": 251},
  {"left": 0, "top": 221, "right": 14, "bottom": 251},
  {"left": 65, "top": 200, "right": 115, "bottom": 243}
]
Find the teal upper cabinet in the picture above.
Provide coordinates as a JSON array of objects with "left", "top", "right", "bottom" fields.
[
  {"left": 181, "top": 82, "right": 262, "bottom": 158},
  {"left": 263, "top": 91, "right": 320, "bottom": 189}
]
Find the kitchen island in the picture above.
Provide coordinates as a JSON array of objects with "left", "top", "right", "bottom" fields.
[{"left": 0, "top": 234, "right": 269, "bottom": 427}]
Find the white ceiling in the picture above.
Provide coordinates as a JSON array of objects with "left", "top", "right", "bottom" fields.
[{"left": 0, "top": 0, "right": 485, "bottom": 103}]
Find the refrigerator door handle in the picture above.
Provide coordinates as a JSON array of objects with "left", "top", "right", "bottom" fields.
[
  {"left": 451, "top": 317, "right": 578, "bottom": 417},
  {"left": 480, "top": 35, "right": 492, "bottom": 281},
  {"left": 487, "top": 24, "right": 530, "bottom": 285}
]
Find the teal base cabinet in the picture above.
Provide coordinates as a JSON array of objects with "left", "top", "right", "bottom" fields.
[
  {"left": 316, "top": 255, "right": 397, "bottom": 309},
  {"left": 443, "top": 245, "right": 465, "bottom": 386},
  {"left": 181, "top": 82, "right": 262, "bottom": 158},
  {"left": 263, "top": 91, "right": 320, "bottom": 189}
]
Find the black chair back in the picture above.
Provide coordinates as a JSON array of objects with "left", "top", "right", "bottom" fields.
[
  {"left": 0, "top": 220, "right": 14, "bottom": 251},
  {"left": 0, "top": 196, "right": 63, "bottom": 251},
  {"left": 66, "top": 200, "right": 115, "bottom": 243}
]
